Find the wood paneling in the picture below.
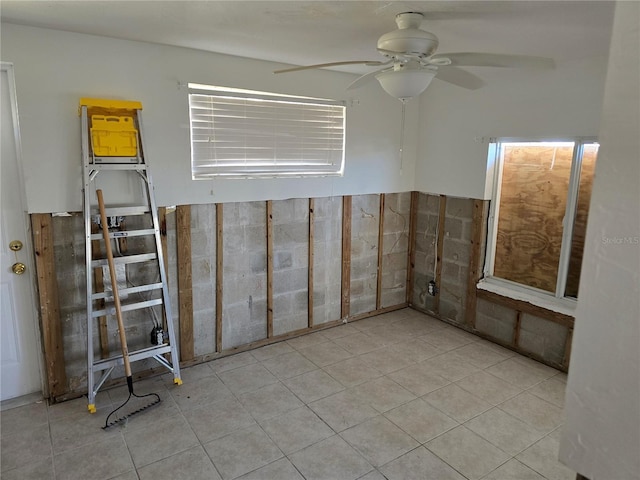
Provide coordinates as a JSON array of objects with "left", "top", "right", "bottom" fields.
[{"left": 494, "top": 145, "right": 574, "bottom": 292}]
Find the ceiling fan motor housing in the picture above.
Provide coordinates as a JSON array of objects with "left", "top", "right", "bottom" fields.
[{"left": 377, "top": 12, "right": 439, "bottom": 56}]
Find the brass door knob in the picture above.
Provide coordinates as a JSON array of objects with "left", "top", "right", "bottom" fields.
[
  {"left": 9, "top": 240, "right": 23, "bottom": 251},
  {"left": 12, "top": 262, "right": 26, "bottom": 275}
]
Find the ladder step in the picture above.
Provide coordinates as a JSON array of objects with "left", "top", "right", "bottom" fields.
[
  {"left": 91, "top": 252, "right": 156, "bottom": 268},
  {"left": 92, "top": 282, "right": 163, "bottom": 301},
  {"left": 90, "top": 206, "right": 150, "bottom": 217},
  {"left": 92, "top": 298, "right": 163, "bottom": 317},
  {"left": 90, "top": 163, "right": 148, "bottom": 171},
  {"left": 90, "top": 228, "right": 156, "bottom": 241},
  {"left": 92, "top": 344, "right": 172, "bottom": 372}
]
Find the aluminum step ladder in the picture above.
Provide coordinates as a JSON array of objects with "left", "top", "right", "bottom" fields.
[{"left": 80, "top": 98, "right": 181, "bottom": 413}]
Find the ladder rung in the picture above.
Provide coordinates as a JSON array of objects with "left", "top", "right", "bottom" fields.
[
  {"left": 92, "top": 344, "right": 172, "bottom": 372},
  {"left": 91, "top": 228, "right": 155, "bottom": 241},
  {"left": 91, "top": 252, "right": 157, "bottom": 268},
  {"left": 92, "top": 298, "right": 163, "bottom": 317},
  {"left": 90, "top": 206, "right": 150, "bottom": 217},
  {"left": 92, "top": 282, "right": 163, "bottom": 301},
  {"left": 90, "top": 163, "right": 147, "bottom": 170}
]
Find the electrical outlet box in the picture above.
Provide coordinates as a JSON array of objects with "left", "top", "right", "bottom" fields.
[{"left": 428, "top": 280, "right": 438, "bottom": 296}]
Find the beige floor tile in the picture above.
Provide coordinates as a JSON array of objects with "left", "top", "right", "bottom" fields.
[
  {"left": 320, "top": 324, "right": 360, "bottom": 340},
  {"left": 380, "top": 446, "right": 466, "bottom": 480},
  {"left": 250, "top": 342, "right": 295, "bottom": 362},
  {"left": 454, "top": 342, "right": 511, "bottom": 368},
  {"left": 53, "top": 436, "right": 134, "bottom": 480},
  {"left": 47, "top": 392, "right": 111, "bottom": 421},
  {"left": 299, "top": 341, "right": 353, "bottom": 367},
  {"left": 0, "top": 457, "right": 54, "bottom": 480},
  {"left": 527, "top": 377, "right": 567, "bottom": 408},
  {"left": 456, "top": 371, "right": 522, "bottom": 405},
  {"left": 49, "top": 406, "right": 122, "bottom": 454},
  {"left": 204, "top": 425, "right": 283, "bottom": 480},
  {"left": 137, "top": 446, "right": 221, "bottom": 480},
  {"left": 164, "top": 362, "right": 215, "bottom": 382},
  {"left": 323, "top": 356, "right": 382, "bottom": 387},
  {"left": 169, "top": 374, "right": 235, "bottom": 410},
  {"left": 260, "top": 406, "right": 334, "bottom": 454},
  {"left": 512, "top": 356, "right": 560, "bottom": 377},
  {"left": 482, "top": 458, "right": 545, "bottom": 480},
  {"left": 209, "top": 351, "right": 257, "bottom": 373},
  {"left": 384, "top": 398, "right": 459, "bottom": 443},
  {"left": 464, "top": 407, "right": 546, "bottom": 456},
  {"left": 289, "top": 435, "right": 373, "bottom": 480},
  {"left": 107, "top": 470, "right": 141, "bottom": 480},
  {"left": 359, "top": 345, "right": 415, "bottom": 374},
  {"left": 236, "top": 458, "right": 304, "bottom": 480},
  {"left": 1, "top": 424, "right": 52, "bottom": 472},
  {"left": 333, "top": 332, "right": 385, "bottom": 355},
  {"left": 424, "top": 350, "right": 482, "bottom": 381},
  {"left": 183, "top": 397, "right": 256, "bottom": 443},
  {"left": 341, "top": 416, "right": 419, "bottom": 467},
  {"left": 421, "top": 328, "right": 476, "bottom": 351},
  {"left": 386, "top": 362, "right": 450, "bottom": 396},
  {"left": 282, "top": 368, "right": 345, "bottom": 403},
  {"left": 0, "top": 401, "right": 48, "bottom": 437},
  {"left": 516, "top": 434, "right": 575, "bottom": 480},
  {"left": 262, "top": 351, "right": 317, "bottom": 379},
  {"left": 238, "top": 382, "right": 303, "bottom": 422},
  {"left": 487, "top": 358, "right": 556, "bottom": 389},
  {"left": 308, "top": 390, "right": 378, "bottom": 432},
  {"left": 286, "top": 331, "right": 330, "bottom": 350},
  {"left": 424, "top": 384, "right": 492, "bottom": 422},
  {"left": 351, "top": 315, "right": 395, "bottom": 332},
  {"left": 364, "top": 326, "right": 414, "bottom": 346},
  {"left": 124, "top": 414, "right": 199, "bottom": 468},
  {"left": 426, "top": 426, "right": 510, "bottom": 480},
  {"left": 350, "top": 376, "right": 416, "bottom": 413},
  {"left": 499, "top": 392, "right": 564, "bottom": 433},
  {"left": 391, "top": 338, "right": 443, "bottom": 362},
  {"left": 217, "top": 363, "right": 278, "bottom": 395}
]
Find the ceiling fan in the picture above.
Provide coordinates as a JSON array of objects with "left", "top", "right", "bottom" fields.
[{"left": 274, "top": 12, "right": 555, "bottom": 101}]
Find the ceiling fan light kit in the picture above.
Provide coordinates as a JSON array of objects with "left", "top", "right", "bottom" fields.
[{"left": 274, "top": 12, "right": 554, "bottom": 102}]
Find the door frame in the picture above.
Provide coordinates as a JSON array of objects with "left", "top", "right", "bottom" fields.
[{"left": 1, "top": 61, "right": 46, "bottom": 400}]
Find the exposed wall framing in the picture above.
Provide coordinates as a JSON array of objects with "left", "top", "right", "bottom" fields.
[{"left": 176, "top": 205, "right": 193, "bottom": 362}]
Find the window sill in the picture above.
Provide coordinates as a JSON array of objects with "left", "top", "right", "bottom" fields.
[{"left": 477, "top": 278, "right": 577, "bottom": 317}]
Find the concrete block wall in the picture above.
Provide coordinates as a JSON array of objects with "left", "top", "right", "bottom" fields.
[
  {"left": 440, "top": 197, "right": 474, "bottom": 325},
  {"left": 312, "top": 196, "right": 343, "bottom": 325},
  {"left": 411, "top": 193, "right": 440, "bottom": 311},
  {"left": 380, "top": 192, "right": 411, "bottom": 308},
  {"left": 350, "top": 194, "right": 380, "bottom": 316},
  {"left": 272, "top": 199, "right": 309, "bottom": 335},
  {"left": 475, "top": 298, "right": 517, "bottom": 344},
  {"left": 221, "top": 201, "right": 268, "bottom": 349},
  {"left": 519, "top": 313, "right": 568, "bottom": 365}
]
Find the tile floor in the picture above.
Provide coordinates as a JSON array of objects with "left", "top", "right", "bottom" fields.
[{"left": 0, "top": 309, "right": 575, "bottom": 480}]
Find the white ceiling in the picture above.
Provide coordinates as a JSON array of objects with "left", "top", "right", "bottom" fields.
[{"left": 0, "top": 1, "right": 615, "bottom": 74}]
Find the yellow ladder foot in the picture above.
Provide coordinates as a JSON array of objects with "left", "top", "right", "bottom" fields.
[
  {"left": 174, "top": 378, "right": 183, "bottom": 386},
  {"left": 88, "top": 404, "right": 96, "bottom": 414}
]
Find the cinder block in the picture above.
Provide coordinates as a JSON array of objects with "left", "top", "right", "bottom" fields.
[
  {"left": 446, "top": 197, "right": 474, "bottom": 219},
  {"left": 274, "top": 223, "right": 308, "bottom": 246},
  {"left": 350, "top": 295, "right": 376, "bottom": 316},
  {"left": 273, "top": 268, "right": 308, "bottom": 294},
  {"left": 443, "top": 218, "right": 464, "bottom": 240},
  {"left": 442, "top": 238, "right": 470, "bottom": 266},
  {"left": 193, "top": 308, "right": 216, "bottom": 357},
  {"left": 273, "top": 292, "right": 293, "bottom": 316},
  {"left": 244, "top": 225, "right": 267, "bottom": 251},
  {"left": 519, "top": 314, "right": 568, "bottom": 364},
  {"left": 475, "top": 298, "right": 517, "bottom": 343},
  {"left": 192, "top": 283, "right": 216, "bottom": 312},
  {"left": 274, "top": 251, "right": 293, "bottom": 270}
]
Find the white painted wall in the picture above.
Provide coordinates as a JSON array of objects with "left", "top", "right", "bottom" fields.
[
  {"left": 559, "top": 2, "right": 640, "bottom": 479},
  {"left": 0, "top": 24, "right": 418, "bottom": 213},
  {"left": 415, "top": 46, "right": 611, "bottom": 199}
]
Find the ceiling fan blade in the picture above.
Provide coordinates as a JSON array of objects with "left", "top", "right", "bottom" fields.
[
  {"left": 274, "top": 60, "right": 389, "bottom": 74},
  {"left": 347, "top": 67, "right": 393, "bottom": 91},
  {"left": 435, "top": 66, "right": 485, "bottom": 90},
  {"left": 431, "top": 53, "right": 555, "bottom": 69}
]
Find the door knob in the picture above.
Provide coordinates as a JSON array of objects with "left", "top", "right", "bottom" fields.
[
  {"left": 12, "top": 262, "right": 26, "bottom": 275},
  {"left": 9, "top": 240, "right": 23, "bottom": 251}
]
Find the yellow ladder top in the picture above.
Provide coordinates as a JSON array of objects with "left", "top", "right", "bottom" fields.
[{"left": 79, "top": 98, "right": 143, "bottom": 112}]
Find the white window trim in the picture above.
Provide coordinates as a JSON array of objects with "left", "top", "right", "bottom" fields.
[
  {"left": 482, "top": 137, "right": 597, "bottom": 313},
  {"left": 188, "top": 83, "right": 346, "bottom": 179}
]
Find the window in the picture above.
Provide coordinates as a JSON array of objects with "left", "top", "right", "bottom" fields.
[
  {"left": 188, "top": 84, "right": 346, "bottom": 178},
  {"left": 484, "top": 139, "right": 598, "bottom": 301}
]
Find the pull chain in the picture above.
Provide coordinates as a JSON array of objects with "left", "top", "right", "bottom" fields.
[{"left": 399, "top": 99, "right": 406, "bottom": 171}]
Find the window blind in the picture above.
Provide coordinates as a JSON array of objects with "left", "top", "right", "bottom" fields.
[{"left": 188, "top": 86, "right": 346, "bottom": 178}]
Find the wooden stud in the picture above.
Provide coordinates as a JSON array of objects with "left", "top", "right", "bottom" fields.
[
  {"left": 215, "top": 204, "right": 223, "bottom": 353},
  {"left": 117, "top": 219, "right": 128, "bottom": 253},
  {"left": 341, "top": 196, "right": 352, "bottom": 320},
  {"left": 406, "top": 191, "right": 419, "bottom": 304},
  {"left": 376, "top": 194, "right": 385, "bottom": 310},
  {"left": 476, "top": 289, "right": 575, "bottom": 328},
  {"left": 433, "top": 195, "right": 447, "bottom": 314},
  {"left": 308, "top": 198, "right": 315, "bottom": 328},
  {"left": 176, "top": 205, "right": 194, "bottom": 362},
  {"left": 513, "top": 310, "right": 523, "bottom": 347},
  {"left": 158, "top": 207, "right": 169, "bottom": 334},
  {"left": 91, "top": 222, "right": 109, "bottom": 359},
  {"left": 465, "top": 199, "right": 487, "bottom": 328},
  {"left": 31, "top": 213, "right": 67, "bottom": 398},
  {"left": 266, "top": 200, "right": 274, "bottom": 338}
]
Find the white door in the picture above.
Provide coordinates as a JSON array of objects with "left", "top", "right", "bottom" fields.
[{"left": 0, "top": 63, "right": 43, "bottom": 401}]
